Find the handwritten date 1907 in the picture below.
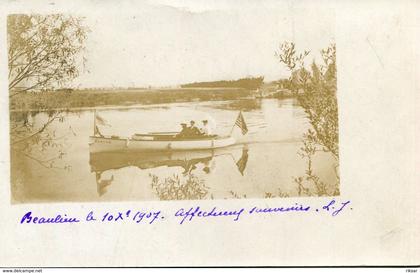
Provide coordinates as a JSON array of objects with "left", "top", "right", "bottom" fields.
[
  {"left": 19, "top": 199, "right": 352, "bottom": 225},
  {"left": 20, "top": 209, "right": 163, "bottom": 225},
  {"left": 89, "top": 210, "right": 163, "bottom": 224}
]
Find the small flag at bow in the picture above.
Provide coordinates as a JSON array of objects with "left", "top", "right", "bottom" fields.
[
  {"left": 235, "top": 111, "right": 248, "bottom": 135},
  {"left": 95, "top": 112, "right": 110, "bottom": 126},
  {"left": 94, "top": 111, "right": 110, "bottom": 137}
]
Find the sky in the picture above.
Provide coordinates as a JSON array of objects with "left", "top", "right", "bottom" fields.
[{"left": 73, "top": 0, "right": 335, "bottom": 88}]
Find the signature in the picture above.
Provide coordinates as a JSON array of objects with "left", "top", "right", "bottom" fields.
[{"left": 19, "top": 199, "right": 352, "bottom": 225}]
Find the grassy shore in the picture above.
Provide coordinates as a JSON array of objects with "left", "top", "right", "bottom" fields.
[{"left": 10, "top": 88, "right": 255, "bottom": 111}]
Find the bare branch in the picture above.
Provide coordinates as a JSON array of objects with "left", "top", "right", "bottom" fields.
[
  {"left": 8, "top": 14, "right": 88, "bottom": 95},
  {"left": 12, "top": 112, "right": 61, "bottom": 145}
]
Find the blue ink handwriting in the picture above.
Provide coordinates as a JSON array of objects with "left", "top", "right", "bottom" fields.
[
  {"left": 249, "top": 203, "right": 311, "bottom": 214},
  {"left": 20, "top": 211, "right": 80, "bottom": 224},
  {"left": 322, "top": 199, "right": 351, "bottom": 216},
  {"left": 175, "top": 206, "right": 245, "bottom": 225},
  {"left": 18, "top": 199, "right": 352, "bottom": 225}
]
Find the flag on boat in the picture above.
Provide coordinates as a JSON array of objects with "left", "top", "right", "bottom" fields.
[
  {"left": 95, "top": 112, "right": 110, "bottom": 126},
  {"left": 94, "top": 111, "right": 109, "bottom": 137},
  {"left": 94, "top": 125, "right": 104, "bottom": 137},
  {"left": 234, "top": 111, "right": 248, "bottom": 135},
  {"left": 236, "top": 147, "right": 249, "bottom": 176}
]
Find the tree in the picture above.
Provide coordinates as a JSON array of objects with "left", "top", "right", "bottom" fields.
[
  {"left": 277, "top": 42, "right": 338, "bottom": 158},
  {"left": 276, "top": 42, "right": 339, "bottom": 196},
  {"left": 8, "top": 14, "right": 89, "bottom": 170},
  {"left": 8, "top": 14, "right": 88, "bottom": 97}
]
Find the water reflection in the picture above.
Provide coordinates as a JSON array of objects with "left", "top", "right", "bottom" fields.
[
  {"left": 10, "top": 99, "right": 339, "bottom": 203},
  {"left": 90, "top": 145, "right": 249, "bottom": 199},
  {"left": 95, "top": 173, "right": 114, "bottom": 197},
  {"left": 209, "top": 99, "right": 262, "bottom": 111}
]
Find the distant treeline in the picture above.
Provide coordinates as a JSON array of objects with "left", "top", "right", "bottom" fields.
[
  {"left": 10, "top": 88, "right": 254, "bottom": 111},
  {"left": 181, "top": 76, "right": 264, "bottom": 90}
]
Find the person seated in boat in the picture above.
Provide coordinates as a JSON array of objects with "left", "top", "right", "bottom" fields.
[
  {"left": 176, "top": 123, "right": 190, "bottom": 138},
  {"left": 199, "top": 120, "right": 212, "bottom": 136},
  {"left": 188, "top": 120, "right": 201, "bottom": 136}
]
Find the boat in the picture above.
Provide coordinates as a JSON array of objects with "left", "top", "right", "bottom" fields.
[
  {"left": 89, "top": 111, "right": 248, "bottom": 153},
  {"left": 89, "top": 134, "right": 236, "bottom": 153}
]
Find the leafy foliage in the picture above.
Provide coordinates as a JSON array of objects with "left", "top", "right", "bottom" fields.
[
  {"left": 9, "top": 14, "right": 88, "bottom": 170},
  {"left": 276, "top": 41, "right": 339, "bottom": 196},
  {"left": 277, "top": 42, "right": 338, "bottom": 159},
  {"left": 8, "top": 14, "right": 89, "bottom": 96},
  {"left": 150, "top": 173, "right": 209, "bottom": 200}
]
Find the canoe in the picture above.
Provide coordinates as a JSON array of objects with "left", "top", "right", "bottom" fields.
[{"left": 89, "top": 133, "right": 236, "bottom": 153}]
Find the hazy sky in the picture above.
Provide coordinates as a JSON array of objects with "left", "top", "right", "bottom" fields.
[{"left": 74, "top": 1, "right": 335, "bottom": 88}]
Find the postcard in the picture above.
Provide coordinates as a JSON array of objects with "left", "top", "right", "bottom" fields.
[{"left": 0, "top": 0, "right": 419, "bottom": 268}]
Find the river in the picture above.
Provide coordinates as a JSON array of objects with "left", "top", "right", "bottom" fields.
[{"left": 10, "top": 98, "right": 339, "bottom": 203}]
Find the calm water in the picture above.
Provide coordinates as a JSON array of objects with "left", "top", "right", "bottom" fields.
[{"left": 11, "top": 98, "right": 339, "bottom": 203}]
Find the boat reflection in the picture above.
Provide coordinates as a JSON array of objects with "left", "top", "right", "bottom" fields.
[
  {"left": 95, "top": 173, "right": 114, "bottom": 197},
  {"left": 89, "top": 145, "right": 249, "bottom": 197}
]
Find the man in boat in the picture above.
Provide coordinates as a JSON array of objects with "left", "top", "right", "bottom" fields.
[
  {"left": 188, "top": 120, "right": 201, "bottom": 136},
  {"left": 199, "top": 120, "right": 212, "bottom": 136},
  {"left": 176, "top": 123, "right": 190, "bottom": 138}
]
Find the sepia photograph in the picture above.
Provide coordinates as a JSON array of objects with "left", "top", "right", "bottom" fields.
[
  {"left": 1, "top": 0, "right": 420, "bottom": 269},
  {"left": 8, "top": 3, "right": 338, "bottom": 203}
]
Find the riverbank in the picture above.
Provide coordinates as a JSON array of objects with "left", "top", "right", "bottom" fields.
[{"left": 10, "top": 88, "right": 256, "bottom": 111}]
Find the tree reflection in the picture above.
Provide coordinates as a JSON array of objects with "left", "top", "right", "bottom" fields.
[
  {"left": 293, "top": 130, "right": 339, "bottom": 197},
  {"left": 10, "top": 111, "right": 72, "bottom": 170}
]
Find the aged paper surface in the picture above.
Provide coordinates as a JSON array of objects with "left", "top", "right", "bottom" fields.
[{"left": 0, "top": 0, "right": 419, "bottom": 267}]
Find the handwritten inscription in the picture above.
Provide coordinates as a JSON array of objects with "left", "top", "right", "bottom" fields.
[
  {"left": 249, "top": 203, "right": 311, "bottom": 214},
  {"left": 99, "top": 210, "right": 162, "bottom": 224},
  {"left": 20, "top": 211, "right": 80, "bottom": 224},
  {"left": 19, "top": 199, "right": 352, "bottom": 225},
  {"left": 175, "top": 206, "right": 245, "bottom": 224}
]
